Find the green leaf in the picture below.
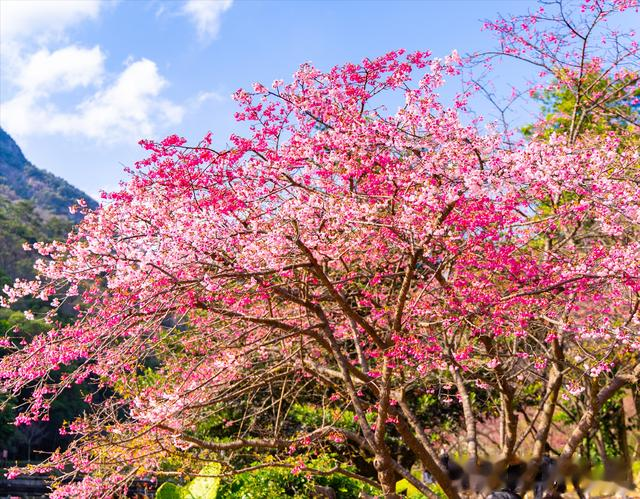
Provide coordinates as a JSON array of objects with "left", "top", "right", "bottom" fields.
[
  {"left": 156, "top": 464, "right": 221, "bottom": 499},
  {"left": 155, "top": 481, "right": 183, "bottom": 499},
  {"left": 184, "top": 464, "right": 222, "bottom": 499}
]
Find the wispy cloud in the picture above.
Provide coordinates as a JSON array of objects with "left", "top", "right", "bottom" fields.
[
  {"left": 195, "top": 90, "right": 227, "bottom": 105},
  {"left": 183, "top": 0, "right": 233, "bottom": 42}
]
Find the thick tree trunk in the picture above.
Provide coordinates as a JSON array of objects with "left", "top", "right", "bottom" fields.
[
  {"left": 618, "top": 401, "right": 632, "bottom": 484},
  {"left": 396, "top": 400, "right": 462, "bottom": 499},
  {"left": 501, "top": 391, "right": 518, "bottom": 459},
  {"left": 532, "top": 364, "right": 562, "bottom": 460},
  {"left": 375, "top": 456, "right": 401, "bottom": 499},
  {"left": 532, "top": 336, "right": 565, "bottom": 461},
  {"left": 453, "top": 367, "right": 478, "bottom": 462}
]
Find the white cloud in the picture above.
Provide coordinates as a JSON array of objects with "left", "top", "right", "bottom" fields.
[
  {"left": 2, "top": 59, "right": 184, "bottom": 142},
  {"left": 15, "top": 46, "right": 105, "bottom": 95},
  {"left": 195, "top": 90, "right": 226, "bottom": 104},
  {"left": 0, "top": 0, "right": 105, "bottom": 82},
  {"left": 0, "top": 0, "right": 184, "bottom": 144},
  {"left": 75, "top": 59, "right": 184, "bottom": 140},
  {"left": 183, "top": 0, "right": 233, "bottom": 41},
  {"left": 0, "top": 0, "right": 102, "bottom": 44}
]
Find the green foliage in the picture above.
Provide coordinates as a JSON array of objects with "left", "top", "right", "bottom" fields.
[
  {"left": 396, "top": 469, "right": 446, "bottom": 498},
  {"left": 411, "top": 392, "right": 463, "bottom": 441},
  {"left": 0, "top": 268, "right": 9, "bottom": 289},
  {"left": 218, "top": 467, "right": 311, "bottom": 499},
  {"left": 313, "top": 472, "right": 378, "bottom": 499},
  {"left": 396, "top": 477, "right": 423, "bottom": 498},
  {"left": 0, "top": 309, "right": 50, "bottom": 337},
  {"left": 523, "top": 71, "right": 640, "bottom": 139},
  {"left": 217, "top": 458, "right": 378, "bottom": 499},
  {"left": 288, "top": 402, "right": 360, "bottom": 431},
  {"left": 0, "top": 393, "right": 16, "bottom": 443},
  {"left": 0, "top": 197, "right": 71, "bottom": 281},
  {"left": 156, "top": 464, "right": 221, "bottom": 499},
  {"left": 156, "top": 482, "right": 184, "bottom": 499}
]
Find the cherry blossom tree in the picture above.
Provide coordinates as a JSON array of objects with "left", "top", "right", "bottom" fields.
[
  {"left": 473, "top": 0, "right": 640, "bottom": 472},
  {"left": 473, "top": 0, "right": 639, "bottom": 143},
  {"left": 1, "top": 1, "right": 638, "bottom": 497}
]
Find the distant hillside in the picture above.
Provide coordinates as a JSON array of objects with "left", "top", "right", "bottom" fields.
[
  {"left": 0, "top": 197, "right": 73, "bottom": 281},
  {"left": 0, "top": 127, "right": 97, "bottom": 219},
  {"left": 0, "top": 132, "right": 95, "bottom": 461},
  {"left": 0, "top": 128, "right": 97, "bottom": 280}
]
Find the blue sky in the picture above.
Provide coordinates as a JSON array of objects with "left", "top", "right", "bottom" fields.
[{"left": 0, "top": 0, "right": 544, "bottom": 199}]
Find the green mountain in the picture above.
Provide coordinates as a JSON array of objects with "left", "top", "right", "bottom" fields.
[
  {"left": 0, "top": 127, "right": 97, "bottom": 218},
  {"left": 0, "top": 128, "right": 97, "bottom": 280}
]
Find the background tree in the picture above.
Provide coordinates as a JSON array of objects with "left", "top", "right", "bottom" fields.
[{"left": 476, "top": 0, "right": 640, "bottom": 475}]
